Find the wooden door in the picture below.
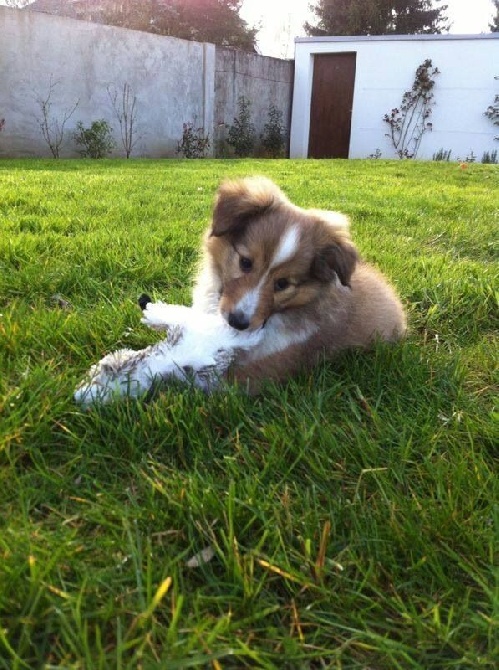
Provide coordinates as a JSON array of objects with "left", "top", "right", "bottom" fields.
[{"left": 308, "top": 53, "right": 357, "bottom": 159}]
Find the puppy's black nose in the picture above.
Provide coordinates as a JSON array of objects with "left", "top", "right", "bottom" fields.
[
  {"left": 228, "top": 311, "right": 250, "bottom": 331},
  {"left": 138, "top": 293, "right": 152, "bottom": 310}
]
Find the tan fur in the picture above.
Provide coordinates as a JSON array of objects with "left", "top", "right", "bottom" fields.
[{"left": 192, "top": 176, "right": 406, "bottom": 391}]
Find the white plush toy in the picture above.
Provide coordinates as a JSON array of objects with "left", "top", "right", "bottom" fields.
[{"left": 74, "top": 297, "right": 263, "bottom": 406}]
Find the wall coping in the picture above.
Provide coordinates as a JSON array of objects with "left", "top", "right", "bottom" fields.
[{"left": 295, "top": 33, "right": 499, "bottom": 45}]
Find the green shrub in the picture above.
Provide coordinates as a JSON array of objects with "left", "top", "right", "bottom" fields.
[
  {"left": 432, "top": 148, "right": 452, "bottom": 161},
  {"left": 260, "top": 104, "right": 287, "bottom": 158},
  {"left": 176, "top": 122, "right": 210, "bottom": 158},
  {"left": 227, "top": 96, "right": 255, "bottom": 157},
  {"left": 481, "top": 149, "right": 498, "bottom": 164},
  {"left": 74, "top": 119, "right": 115, "bottom": 158}
]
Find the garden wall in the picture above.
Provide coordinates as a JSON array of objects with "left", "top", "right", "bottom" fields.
[
  {"left": 214, "top": 50, "right": 294, "bottom": 156},
  {"left": 290, "top": 34, "right": 499, "bottom": 161},
  {"left": 0, "top": 6, "right": 293, "bottom": 158}
]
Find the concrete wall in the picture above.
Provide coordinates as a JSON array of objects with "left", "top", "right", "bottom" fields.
[
  {"left": 290, "top": 34, "right": 499, "bottom": 161},
  {"left": 0, "top": 6, "right": 293, "bottom": 158},
  {"left": 214, "top": 49, "right": 294, "bottom": 156}
]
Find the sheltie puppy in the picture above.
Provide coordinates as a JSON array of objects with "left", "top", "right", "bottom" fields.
[{"left": 192, "top": 176, "right": 406, "bottom": 391}]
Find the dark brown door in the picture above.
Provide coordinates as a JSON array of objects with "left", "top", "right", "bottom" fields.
[{"left": 308, "top": 52, "right": 357, "bottom": 159}]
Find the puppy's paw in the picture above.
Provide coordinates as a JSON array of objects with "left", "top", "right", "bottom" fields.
[{"left": 138, "top": 293, "right": 152, "bottom": 311}]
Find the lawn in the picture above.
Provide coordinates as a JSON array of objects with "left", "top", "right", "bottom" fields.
[{"left": 0, "top": 158, "right": 497, "bottom": 669}]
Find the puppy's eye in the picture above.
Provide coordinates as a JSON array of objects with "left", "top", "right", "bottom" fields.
[
  {"left": 239, "top": 256, "right": 253, "bottom": 272},
  {"left": 274, "top": 278, "right": 290, "bottom": 292}
]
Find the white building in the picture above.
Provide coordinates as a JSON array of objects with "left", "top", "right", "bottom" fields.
[{"left": 290, "top": 34, "right": 499, "bottom": 161}]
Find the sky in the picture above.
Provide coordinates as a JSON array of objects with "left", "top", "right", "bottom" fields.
[
  {"left": 240, "top": 0, "right": 497, "bottom": 57},
  {"left": 0, "top": 1, "right": 496, "bottom": 57}
]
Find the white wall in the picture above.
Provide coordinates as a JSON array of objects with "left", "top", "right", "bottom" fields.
[{"left": 290, "top": 34, "right": 499, "bottom": 161}]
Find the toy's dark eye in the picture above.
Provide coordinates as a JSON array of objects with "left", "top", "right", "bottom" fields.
[
  {"left": 239, "top": 256, "right": 253, "bottom": 272},
  {"left": 274, "top": 278, "right": 290, "bottom": 292}
]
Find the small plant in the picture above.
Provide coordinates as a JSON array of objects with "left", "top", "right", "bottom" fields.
[
  {"left": 384, "top": 59, "right": 439, "bottom": 159},
  {"left": 484, "top": 76, "right": 499, "bottom": 140},
  {"left": 464, "top": 150, "right": 477, "bottom": 163},
  {"left": 34, "top": 75, "right": 79, "bottom": 158},
  {"left": 227, "top": 96, "right": 255, "bottom": 158},
  {"left": 74, "top": 120, "right": 115, "bottom": 158},
  {"left": 176, "top": 121, "right": 211, "bottom": 158},
  {"left": 260, "top": 104, "right": 287, "bottom": 158},
  {"left": 0, "top": 118, "right": 4, "bottom": 133},
  {"left": 484, "top": 97, "right": 499, "bottom": 127},
  {"left": 107, "top": 82, "right": 139, "bottom": 158},
  {"left": 433, "top": 148, "right": 452, "bottom": 161},
  {"left": 481, "top": 149, "right": 498, "bottom": 164},
  {"left": 368, "top": 148, "right": 382, "bottom": 159}
]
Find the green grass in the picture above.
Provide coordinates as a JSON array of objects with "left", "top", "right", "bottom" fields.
[{"left": 0, "top": 158, "right": 497, "bottom": 669}]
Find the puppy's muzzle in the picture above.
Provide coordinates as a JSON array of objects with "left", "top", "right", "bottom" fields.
[{"left": 228, "top": 311, "right": 250, "bottom": 331}]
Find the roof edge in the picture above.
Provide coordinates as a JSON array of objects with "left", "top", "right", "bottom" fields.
[{"left": 295, "top": 33, "right": 499, "bottom": 44}]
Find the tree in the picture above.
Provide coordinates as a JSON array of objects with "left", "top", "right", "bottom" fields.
[
  {"left": 33, "top": 76, "right": 79, "bottom": 158},
  {"left": 107, "top": 82, "right": 140, "bottom": 159},
  {"left": 305, "top": 0, "right": 449, "bottom": 36},
  {"left": 490, "top": 0, "right": 499, "bottom": 32},
  {"left": 102, "top": 0, "right": 257, "bottom": 51}
]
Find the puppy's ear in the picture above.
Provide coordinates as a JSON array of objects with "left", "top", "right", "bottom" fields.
[
  {"left": 312, "top": 242, "right": 358, "bottom": 287},
  {"left": 211, "top": 177, "right": 284, "bottom": 237},
  {"left": 311, "top": 230, "right": 359, "bottom": 286},
  {"left": 310, "top": 210, "right": 358, "bottom": 287}
]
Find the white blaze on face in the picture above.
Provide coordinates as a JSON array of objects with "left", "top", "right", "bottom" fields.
[
  {"left": 235, "top": 275, "right": 267, "bottom": 319},
  {"left": 270, "top": 225, "right": 299, "bottom": 268},
  {"left": 234, "top": 226, "right": 300, "bottom": 320}
]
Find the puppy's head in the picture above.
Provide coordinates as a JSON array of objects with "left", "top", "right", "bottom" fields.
[{"left": 205, "top": 177, "right": 358, "bottom": 331}]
